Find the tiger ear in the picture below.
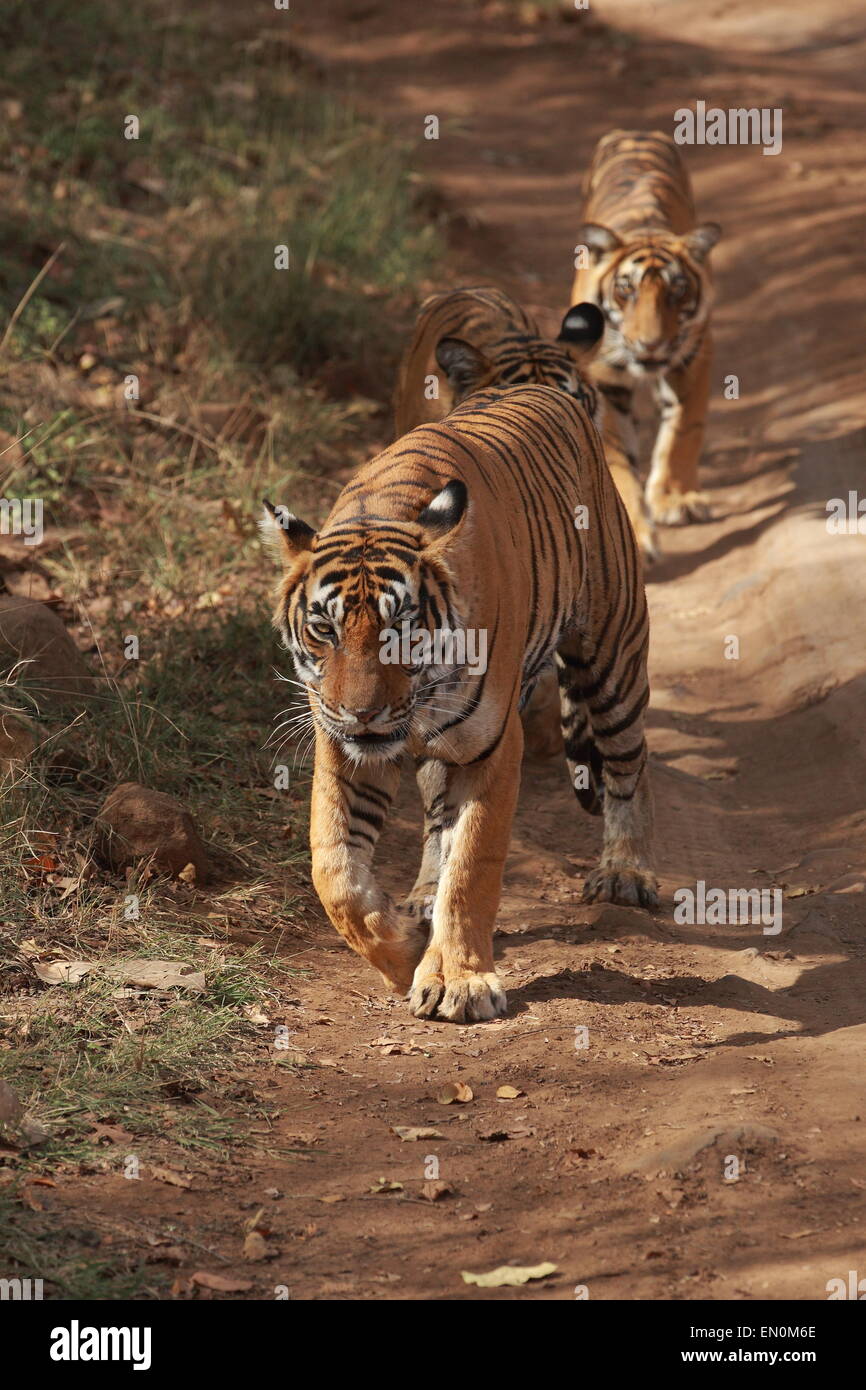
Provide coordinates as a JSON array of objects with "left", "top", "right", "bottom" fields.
[
  {"left": 435, "top": 337, "right": 490, "bottom": 398},
  {"left": 577, "top": 223, "right": 622, "bottom": 263},
  {"left": 682, "top": 222, "right": 721, "bottom": 263},
  {"left": 417, "top": 479, "right": 468, "bottom": 547},
  {"left": 260, "top": 499, "right": 315, "bottom": 569},
  {"left": 557, "top": 301, "right": 605, "bottom": 350}
]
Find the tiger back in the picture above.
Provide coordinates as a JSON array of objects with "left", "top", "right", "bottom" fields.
[
  {"left": 264, "top": 384, "right": 657, "bottom": 1023},
  {"left": 393, "top": 285, "right": 603, "bottom": 439},
  {"left": 394, "top": 284, "right": 607, "bottom": 758},
  {"left": 573, "top": 129, "right": 721, "bottom": 554}
]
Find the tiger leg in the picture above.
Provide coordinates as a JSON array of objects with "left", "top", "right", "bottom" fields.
[
  {"left": 310, "top": 731, "right": 427, "bottom": 994},
  {"left": 557, "top": 641, "right": 658, "bottom": 909},
  {"left": 645, "top": 332, "right": 712, "bottom": 525},
  {"left": 402, "top": 757, "right": 448, "bottom": 927},
  {"left": 408, "top": 709, "right": 522, "bottom": 1022},
  {"left": 596, "top": 372, "right": 659, "bottom": 563},
  {"left": 556, "top": 652, "right": 604, "bottom": 814}
]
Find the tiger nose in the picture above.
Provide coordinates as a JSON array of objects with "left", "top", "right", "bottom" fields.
[{"left": 354, "top": 707, "right": 383, "bottom": 725}]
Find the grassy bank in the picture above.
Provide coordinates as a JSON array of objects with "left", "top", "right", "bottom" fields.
[{"left": 0, "top": 0, "right": 440, "bottom": 1294}]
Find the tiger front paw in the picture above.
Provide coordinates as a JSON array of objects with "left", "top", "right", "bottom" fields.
[
  {"left": 646, "top": 488, "right": 711, "bottom": 526},
  {"left": 408, "top": 954, "right": 507, "bottom": 1022},
  {"left": 582, "top": 864, "right": 659, "bottom": 911}
]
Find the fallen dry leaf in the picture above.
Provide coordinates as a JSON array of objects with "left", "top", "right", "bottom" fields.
[
  {"left": 391, "top": 1126, "right": 443, "bottom": 1142},
  {"left": 191, "top": 1271, "right": 253, "bottom": 1293},
  {"left": 369, "top": 1177, "right": 403, "bottom": 1194},
  {"left": 242, "top": 1004, "right": 270, "bottom": 1025},
  {"left": 33, "top": 960, "right": 92, "bottom": 986},
  {"left": 242, "top": 1230, "right": 269, "bottom": 1262},
  {"left": 437, "top": 1081, "right": 473, "bottom": 1105},
  {"left": 461, "top": 1261, "right": 558, "bottom": 1287},
  {"left": 108, "top": 959, "right": 205, "bottom": 992},
  {"left": 372, "top": 1036, "right": 421, "bottom": 1056},
  {"left": 150, "top": 1165, "right": 193, "bottom": 1189},
  {"left": 22, "top": 854, "right": 60, "bottom": 874},
  {"left": 496, "top": 1085, "right": 524, "bottom": 1100}
]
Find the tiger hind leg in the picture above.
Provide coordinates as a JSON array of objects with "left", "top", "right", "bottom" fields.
[
  {"left": 402, "top": 758, "right": 446, "bottom": 929},
  {"left": 556, "top": 655, "right": 604, "bottom": 814},
  {"left": 556, "top": 644, "right": 658, "bottom": 909}
]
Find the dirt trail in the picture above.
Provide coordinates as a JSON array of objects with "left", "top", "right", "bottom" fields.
[{"left": 78, "top": 2, "right": 865, "bottom": 1299}]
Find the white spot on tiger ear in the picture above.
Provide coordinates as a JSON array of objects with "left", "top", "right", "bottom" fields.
[{"left": 259, "top": 505, "right": 285, "bottom": 555}]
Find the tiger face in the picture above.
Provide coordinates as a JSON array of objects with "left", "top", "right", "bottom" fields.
[
  {"left": 262, "top": 482, "right": 468, "bottom": 765},
  {"left": 578, "top": 223, "right": 720, "bottom": 376},
  {"left": 435, "top": 301, "right": 605, "bottom": 426}
]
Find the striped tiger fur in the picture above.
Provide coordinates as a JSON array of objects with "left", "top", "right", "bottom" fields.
[
  {"left": 263, "top": 384, "right": 657, "bottom": 1023},
  {"left": 393, "top": 285, "right": 604, "bottom": 437},
  {"left": 573, "top": 129, "right": 721, "bottom": 557},
  {"left": 394, "top": 284, "right": 605, "bottom": 759}
]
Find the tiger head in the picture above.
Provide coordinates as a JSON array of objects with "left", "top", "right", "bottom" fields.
[
  {"left": 262, "top": 481, "right": 468, "bottom": 764},
  {"left": 434, "top": 301, "right": 605, "bottom": 426},
  {"left": 577, "top": 222, "right": 721, "bottom": 375}
]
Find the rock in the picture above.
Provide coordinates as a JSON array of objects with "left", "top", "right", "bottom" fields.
[
  {"left": 0, "top": 711, "right": 36, "bottom": 775},
  {"left": 0, "top": 1079, "right": 49, "bottom": 1149},
  {"left": 826, "top": 872, "right": 866, "bottom": 895},
  {"left": 626, "top": 1122, "right": 781, "bottom": 1176},
  {"left": 94, "top": 783, "right": 209, "bottom": 881},
  {"left": 0, "top": 1079, "right": 23, "bottom": 1128},
  {"left": 0, "top": 596, "right": 94, "bottom": 711}
]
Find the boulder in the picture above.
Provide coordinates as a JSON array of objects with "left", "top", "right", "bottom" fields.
[
  {"left": 94, "top": 782, "right": 209, "bottom": 881},
  {"left": 0, "top": 595, "right": 94, "bottom": 710}
]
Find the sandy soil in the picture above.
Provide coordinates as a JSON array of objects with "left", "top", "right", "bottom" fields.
[{"left": 65, "top": 0, "right": 866, "bottom": 1299}]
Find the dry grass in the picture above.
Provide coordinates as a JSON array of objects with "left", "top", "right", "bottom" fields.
[{"left": 0, "top": 0, "right": 440, "bottom": 1294}]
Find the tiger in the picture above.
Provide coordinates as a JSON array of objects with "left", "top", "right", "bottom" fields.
[
  {"left": 262, "top": 383, "right": 658, "bottom": 1023},
  {"left": 572, "top": 129, "right": 722, "bottom": 558},
  {"left": 393, "top": 284, "right": 606, "bottom": 759},
  {"left": 393, "top": 284, "right": 605, "bottom": 438}
]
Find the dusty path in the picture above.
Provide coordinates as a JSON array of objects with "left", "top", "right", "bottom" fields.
[
  {"left": 260, "top": 0, "right": 866, "bottom": 1301},
  {"left": 73, "top": 2, "right": 864, "bottom": 1300}
]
